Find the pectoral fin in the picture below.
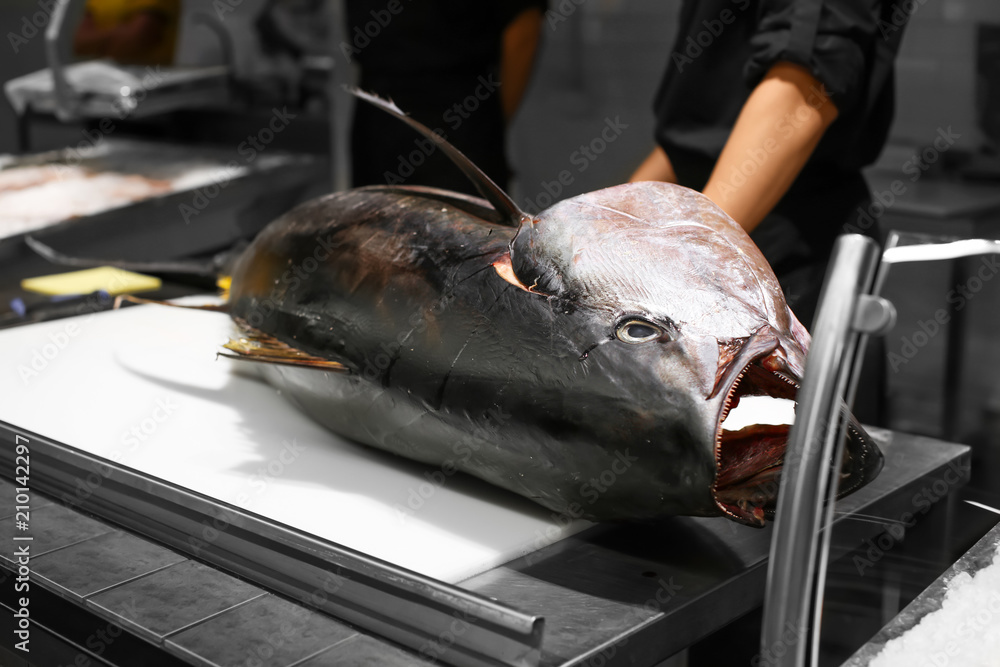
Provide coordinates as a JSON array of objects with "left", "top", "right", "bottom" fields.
[{"left": 220, "top": 321, "right": 348, "bottom": 372}]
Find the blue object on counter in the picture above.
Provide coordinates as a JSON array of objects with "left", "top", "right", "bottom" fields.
[{"left": 3, "top": 290, "right": 114, "bottom": 327}]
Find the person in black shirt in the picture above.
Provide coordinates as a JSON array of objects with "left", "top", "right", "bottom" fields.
[
  {"left": 346, "top": 1, "right": 546, "bottom": 196},
  {"left": 632, "top": 0, "right": 908, "bottom": 328}
]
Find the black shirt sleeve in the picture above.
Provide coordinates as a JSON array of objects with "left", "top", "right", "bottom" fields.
[
  {"left": 494, "top": 0, "right": 548, "bottom": 27},
  {"left": 744, "top": 0, "right": 882, "bottom": 115}
]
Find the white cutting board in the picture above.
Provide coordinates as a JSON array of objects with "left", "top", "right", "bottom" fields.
[{"left": 0, "top": 300, "right": 591, "bottom": 583}]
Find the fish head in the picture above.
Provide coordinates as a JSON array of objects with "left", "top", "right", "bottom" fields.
[{"left": 509, "top": 181, "right": 882, "bottom": 526}]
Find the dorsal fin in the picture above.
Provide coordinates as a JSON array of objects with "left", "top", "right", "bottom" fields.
[{"left": 349, "top": 87, "right": 528, "bottom": 228}]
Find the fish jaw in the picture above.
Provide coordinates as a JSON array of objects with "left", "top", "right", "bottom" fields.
[
  {"left": 710, "top": 325, "right": 884, "bottom": 527},
  {"left": 711, "top": 329, "right": 796, "bottom": 526}
]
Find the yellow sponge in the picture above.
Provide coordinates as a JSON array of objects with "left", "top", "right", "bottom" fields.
[{"left": 21, "top": 266, "right": 161, "bottom": 296}]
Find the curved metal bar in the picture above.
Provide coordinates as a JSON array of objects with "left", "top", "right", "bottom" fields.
[
  {"left": 760, "top": 234, "right": 881, "bottom": 667},
  {"left": 861, "top": 232, "right": 1000, "bottom": 439},
  {"left": 882, "top": 238, "right": 1000, "bottom": 264},
  {"left": 45, "top": 0, "right": 88, "bottom": 122}
]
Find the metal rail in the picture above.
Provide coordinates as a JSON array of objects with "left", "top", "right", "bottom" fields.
[
  {"left": 761, "top": 232, "right": 1000, "bottom": 666},
  {"left": 760, "top": 234, "right": 885, "bottom": 667},
  {"left": 0, "top": 422, "right": 545, "bottom": 667},
  {"left": 45, "top": 0, "right": 87, "bottom": 121}
]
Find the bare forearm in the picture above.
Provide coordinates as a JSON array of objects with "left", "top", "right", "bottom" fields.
[
  {"left": 500, "top": 8, "right": 544, "bottom": 123},
  {"left": 629, "top": 145, "right": 677, "bottom": 183},
  {"left": 702, "top": 62, "right": 838, "bottom": 233},
  {"left": 74, "top": 13, "right": 167, "bottom": 62},
  {"left": 74, "top": 14, "right": 108, "bottom": 56}
]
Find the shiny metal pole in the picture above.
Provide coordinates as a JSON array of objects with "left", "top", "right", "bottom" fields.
[
  {"left": 327, "top": 0, "right": 354, "bottom": 193},
  {"left": 760, "top": 234, "right": 882, "bottom": 667},
  {"left": 761, "top": 233, "right": 1000, "bottom": 666},
  {"left": 45, "top": 0, "right": 88, "bottom": 121}
]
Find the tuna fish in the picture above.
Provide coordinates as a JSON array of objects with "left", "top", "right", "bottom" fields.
[{"left": 216, "top": 91, "right": 883, "bottom": 527}]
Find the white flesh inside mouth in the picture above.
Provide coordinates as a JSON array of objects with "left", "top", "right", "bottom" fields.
[{"left": 721, "top": 395, "right": 796, "bottom": 433}]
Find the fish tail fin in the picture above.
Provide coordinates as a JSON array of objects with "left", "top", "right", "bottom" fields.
[{"left": 348, "top": 87, "right": 529, "bottom": 228}]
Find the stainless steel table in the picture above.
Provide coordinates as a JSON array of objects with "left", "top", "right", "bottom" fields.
[{"left": 0, "top": 424, "right": 969, "bottom": 666}]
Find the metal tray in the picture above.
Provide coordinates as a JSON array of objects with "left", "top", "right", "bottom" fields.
[{"left": 0, "top": 139, "right": 328, "bottom": 281}]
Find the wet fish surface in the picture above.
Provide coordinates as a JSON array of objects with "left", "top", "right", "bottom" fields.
[{"left": 217, "top": 92, "right": 883, "bottom": 527}]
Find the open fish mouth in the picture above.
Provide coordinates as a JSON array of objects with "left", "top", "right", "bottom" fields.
[{"left": 711, "top": 337, "right": 884, "bottom": 528}]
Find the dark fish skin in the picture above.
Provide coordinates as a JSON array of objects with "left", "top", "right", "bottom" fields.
[
  {"left": 228, "top": 186, "right": 709, "bottom": 520},
  {"left": 226, "top": 180, "right": 883, "bottom": 526}
]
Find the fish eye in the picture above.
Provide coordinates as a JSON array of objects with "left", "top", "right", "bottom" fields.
[{"left": 616, "top": 318, "right": 663, "bottom": 344}]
